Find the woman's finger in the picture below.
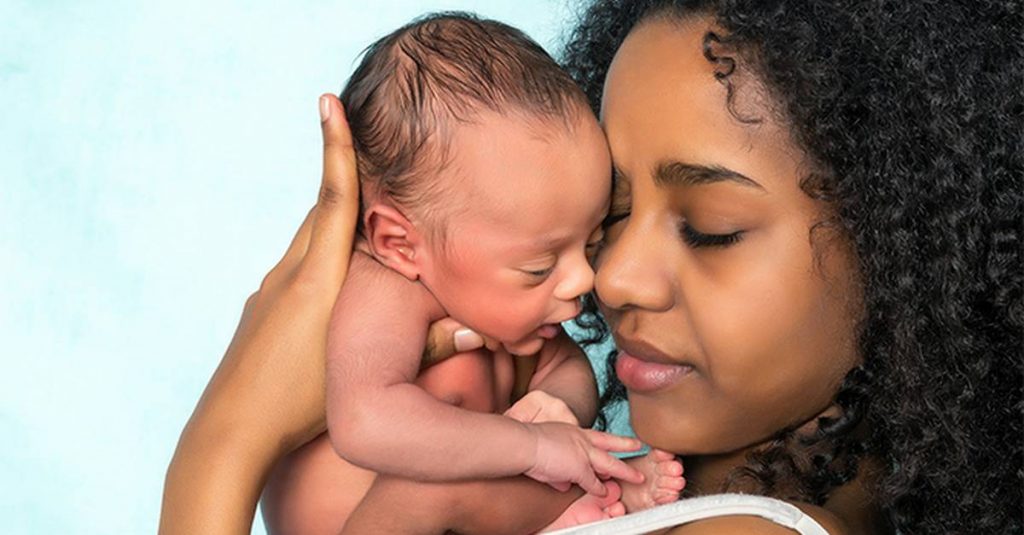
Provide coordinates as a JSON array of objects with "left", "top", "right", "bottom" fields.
[
  {"left": 422, "top": 318, "right": 484, "bottom": 369},
  {"left": 305, "top": 94, "right": 360, "bottom": 286}
]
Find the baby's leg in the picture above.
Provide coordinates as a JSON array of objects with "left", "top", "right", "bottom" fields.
[
  {"left": 619, "top": 448, "right": 685, "bottom": 513},
  {"left": 261, "top": 433, "right": 376, "bottom": 535},
  {"left": 260, "top": 350, "right": 498, "bottom": 535}
]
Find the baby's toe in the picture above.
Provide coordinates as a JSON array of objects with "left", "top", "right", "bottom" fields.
[
  {"left": 648, "top": 448, "right": 676, "bottom": 462},
  {"left": 605, "top": 501, "right": 627, "bottom": 517},
  {"left": 656, "top": 459, "right": 684, "bottom": 477},
  {"left": 658, "top": 475, "right": 686, "bottom": 491},
  {"left": 654, "top": 490, "right": 680, "bottom": 505}
]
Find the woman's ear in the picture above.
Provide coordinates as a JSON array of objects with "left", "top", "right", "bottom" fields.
[{"left": 362, "top": 203, "right": 425, "bottom": 281}]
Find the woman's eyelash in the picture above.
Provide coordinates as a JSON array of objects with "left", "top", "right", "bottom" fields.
[{"left": 680, "top": 223, "right": 744, "bottom": 248}]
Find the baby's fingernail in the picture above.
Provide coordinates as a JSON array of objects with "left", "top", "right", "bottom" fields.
[
  {"left": 454, "top": 328, "right": 484, "bottom": 352},
  {"left": 319, "top": 95, "right": 331, "bottom": 122}
]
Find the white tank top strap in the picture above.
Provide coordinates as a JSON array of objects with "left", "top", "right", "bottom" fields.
[{"left": 545, "top": 493, "right": 831, "bottom": 535}]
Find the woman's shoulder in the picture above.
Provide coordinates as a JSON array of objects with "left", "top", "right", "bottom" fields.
[{"left": 662, "top": 502, "right": 847, "bottom": 535}]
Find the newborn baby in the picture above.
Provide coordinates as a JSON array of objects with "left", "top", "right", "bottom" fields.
[{"left": 262, "top": 13, "right": 684, "bottom": 533}]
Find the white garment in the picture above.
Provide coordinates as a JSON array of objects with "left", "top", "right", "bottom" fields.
[{"left": 545, "top": 493, "right": 831, "bottom": 535}]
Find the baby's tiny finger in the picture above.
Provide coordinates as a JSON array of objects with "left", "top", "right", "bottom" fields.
[
  {"left": 577, "top": 472, "right": 606, "bottom": 497},
  {"left": 585, "top": 430, "right": 642, "bottom": 452},
  {"left": 548, "top": 481, "right": 572, "bottom": 493},
  {"left": 595, "top": 455, "right": 644, "bottom": 484}
]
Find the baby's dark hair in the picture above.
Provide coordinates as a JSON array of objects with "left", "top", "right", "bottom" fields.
[{"left": 340, "top": 12, "right": 590, "bottom": 238}]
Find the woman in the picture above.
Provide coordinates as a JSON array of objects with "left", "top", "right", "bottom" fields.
[{"left": 160, "top": 1, "right": 1021, "bottom": 533}]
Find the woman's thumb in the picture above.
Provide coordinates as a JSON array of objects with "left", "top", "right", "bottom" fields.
[{"left": 422, "top": 318, "right": 484, "bottom": 369}]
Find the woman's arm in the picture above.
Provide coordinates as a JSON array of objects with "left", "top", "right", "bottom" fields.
[{"left": 159, "top": 95, "right": 359, "bottom": 535}]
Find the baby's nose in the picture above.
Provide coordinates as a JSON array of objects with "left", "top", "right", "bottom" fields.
[{"left": 554, "top": 258, "right": 595, "bottom": 302}]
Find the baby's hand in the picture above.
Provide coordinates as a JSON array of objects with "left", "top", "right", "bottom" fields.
[
  {"left": 504, "top": 390, "right": 579, "bottom": 426},
  {"left": 619, "top": 448, "right": 685, "bottom": 512},
  {"left": 523, "top": 422, "right": 644, "bottom": 497}
]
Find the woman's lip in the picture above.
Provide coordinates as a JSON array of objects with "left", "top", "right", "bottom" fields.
[{"left": 615, "top": 350, "right": 693, "bottom": 393}]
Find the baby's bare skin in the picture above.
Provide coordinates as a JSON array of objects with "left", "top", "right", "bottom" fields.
[
  {"left": 263, "top": 347, "right": 684, "bottom": 534},
  {"left": 263, "top": 349, "right": 530, "bottom": 534}
]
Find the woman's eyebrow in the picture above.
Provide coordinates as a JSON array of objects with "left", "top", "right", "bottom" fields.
[{"left": 655, "top": 161, "right": 764, "bottom": 190}]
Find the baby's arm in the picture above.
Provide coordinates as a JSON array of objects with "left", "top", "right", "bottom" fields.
[
  {"left": 515, "top": 330, "right": 685, "bottom": 512},
  {"left": 326, "top": 254, "right": 641, "bottom": 490},
  {"left": 327, "top": 252, "right": 530, "bottom": 480}
]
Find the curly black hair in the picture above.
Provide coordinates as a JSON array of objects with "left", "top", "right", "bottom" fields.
[{"left": 563, "top": 1, "right": 1023, "bottom": 533}]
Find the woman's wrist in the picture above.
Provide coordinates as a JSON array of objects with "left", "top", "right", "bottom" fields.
[{"left": 161, "top": 416, "right": 276, "bottom": 534}]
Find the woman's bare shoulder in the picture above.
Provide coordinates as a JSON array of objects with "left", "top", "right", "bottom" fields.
[{"left": 662, "top": 502, "right": 847, "bottom": 535}]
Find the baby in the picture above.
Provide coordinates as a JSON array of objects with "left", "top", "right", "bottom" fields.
[{"left": 263, "top": 13, "right": 684, "bottom": 533}]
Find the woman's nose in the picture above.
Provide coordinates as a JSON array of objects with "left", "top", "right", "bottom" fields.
[{"left": 594, "top": 223, "right": 672, "bottom": 312}]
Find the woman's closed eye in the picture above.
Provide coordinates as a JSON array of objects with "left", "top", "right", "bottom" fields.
[{"left": 680, "top": 222, "right": 744, "bottom": 248}]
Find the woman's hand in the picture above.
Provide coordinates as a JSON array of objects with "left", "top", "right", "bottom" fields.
[
  {"left": 422, "top": 318, "right": 498, "bottom": 370},
  {"left": 159, "top": 95, "right": 495, "bottom": 535},
  {"left": 159, "top": 94, "right": 359, "bottom": 535}
]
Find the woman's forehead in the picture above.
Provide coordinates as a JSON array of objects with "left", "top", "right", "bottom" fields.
[
  {"left": 601, "top": 17, "right": 716, "bottom": 120},
  {"left": 601, "top": 18, "right": 805, "bottom": 194}
]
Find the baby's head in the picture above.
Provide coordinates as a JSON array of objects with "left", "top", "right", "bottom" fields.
[{"left": 341, "top": 12, "right": 611, "bottom": 355}]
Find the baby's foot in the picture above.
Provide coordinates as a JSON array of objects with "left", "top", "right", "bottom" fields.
[
  {"left": 540, "top": 481, "right": 625, "bottom": 532},
  {"left": 619, "top": 448, "right": 685, "bottom": 513}
]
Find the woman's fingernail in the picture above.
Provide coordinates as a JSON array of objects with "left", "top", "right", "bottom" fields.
[
  {"left": 454, "top": 328, "right": 484, "bottom": 352},
  {"left": 319, "top": 95, "right": 331, "bottom": 122}
]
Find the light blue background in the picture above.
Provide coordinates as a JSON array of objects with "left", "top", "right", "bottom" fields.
[{"left": 0, "top": 1, "right": 619, "bottom": 533}]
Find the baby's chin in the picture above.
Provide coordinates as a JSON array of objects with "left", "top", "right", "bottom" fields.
[{"left": 502, "top": 336, "right": 546, "bottom": 357}]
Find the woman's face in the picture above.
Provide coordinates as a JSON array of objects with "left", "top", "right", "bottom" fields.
[{"left": 595, "top": 17, "right": 862, "bottom": 455}]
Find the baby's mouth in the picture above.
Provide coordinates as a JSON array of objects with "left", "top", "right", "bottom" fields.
[{"left": 536, "top": 324, "right": 560, "bottom": 339}]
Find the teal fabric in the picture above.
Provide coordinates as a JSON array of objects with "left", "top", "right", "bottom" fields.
[{"left": 0, "top": 2, "right": 589, "bottom": 533}]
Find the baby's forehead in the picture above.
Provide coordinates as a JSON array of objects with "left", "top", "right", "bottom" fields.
[
  {"left": 425, "top": 110, "right": 607, "bottom": 242},
  {"left": 441, "top": 111, "right": 578, "bottom": 186}
]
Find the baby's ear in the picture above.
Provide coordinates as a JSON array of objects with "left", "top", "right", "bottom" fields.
[{"left": 363, "top": 203, "right": 424, "bottom": 281}]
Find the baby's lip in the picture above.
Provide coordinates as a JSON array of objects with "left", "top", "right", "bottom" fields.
[{"left": 537, "top": 324, "right": 561, "bottom": 339}]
